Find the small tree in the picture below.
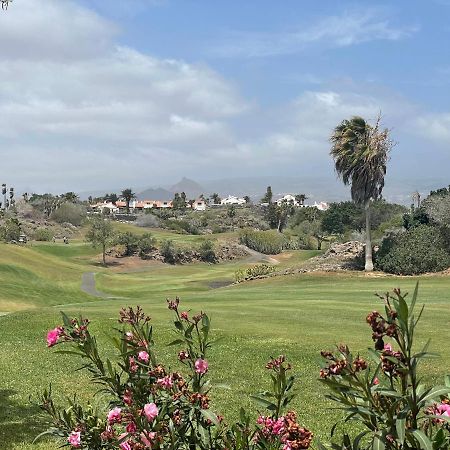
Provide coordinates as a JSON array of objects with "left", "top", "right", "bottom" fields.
[
  {"left": 86, "top": 216, "right": 115, "bottom": 266},
  {"left": 261, "top": 186, "right": 273, "bottom": 204},
  {"left": 138, "top": 233, "right": 157, "bottom": 258},
  {"left": 210, "top": 193, "right": 221, "bottom": 205}
]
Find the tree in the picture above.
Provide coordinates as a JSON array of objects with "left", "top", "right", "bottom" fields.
[
  {"left": 50, "top": 203, "right": 87, "bottom": 226},
  {"left": 261, "top": 186, "right": 273, "bottom": 204},
  {"left": 243, "top": 195, "right": 251, "bottom": 204},
  {"left": 172, "top": 192, "right": 187, "bottom": 209},
  {"left": 1, "top": 1, "right": 11, "bottom": 10},
  {"left": 330, "top": 115, "right": 393, "bottom": 271},
  {"left": 104, "top": 193, "right": 119, "bottom": 204},
  {"left": 266, "top": 201, "right": 293, "bottom": 232},
  {"left": 121, "top": 188, "right": 136, "bottom": 214},
  {"left": 86, "top": 216, "right": 115, "bottom": 266},
  {"left": 210, "top": 193, "right": 221, "bottom": 205},
  {"left": 61, "top": 192, "right": 79, "bottom": 203},
  {"left": 295, "top": 194, "right": 307, "bottom": 206}
]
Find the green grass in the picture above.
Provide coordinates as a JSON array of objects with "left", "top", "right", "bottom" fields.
[{"left": 0, "top": 238, "right": 449, "bottom": 449}]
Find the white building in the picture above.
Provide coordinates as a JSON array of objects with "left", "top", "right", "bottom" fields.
[
  {"left": 221, "top": 195, "right": 246, "bottom": 206},
  {"left": 276, "top": 194, "right": 299, "bottom": 207},
  {"left": 92, "top": 202, "right": 119, "bottom": 214},
  {"left": 191, "top": 199, "right": 206, "bottom": 211},
  {"left": 312, "top": 201, "right": 329, "bottom": 211}
]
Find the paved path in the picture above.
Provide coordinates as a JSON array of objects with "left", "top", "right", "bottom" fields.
[
  {"left": 81, "top": 272, "right": 112, "bottom": 298},
  {"left": 237, "top": 245, "right": 280, "bottom": 265}
]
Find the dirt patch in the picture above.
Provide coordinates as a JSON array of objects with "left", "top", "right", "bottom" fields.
[{"left": 208, "top": 280, "right": 234, "bottom": 289}]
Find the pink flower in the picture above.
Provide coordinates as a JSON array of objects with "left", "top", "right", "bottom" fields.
[
  {"left": 119, "top": 441, "right": 132, "bottom": 450},
  {"left": 178, "top": 350, "right": 189, "bottom": 361},
  {"left": 47, "top": 327, "right": 63, "bottom": 347},
  {"left": 181, "top": 311, "right": 189, "bottom": 320},
  {"left": 126, "top": 422, "right": 137, "bottom": 433},
  {"left": 141, "top": 431, "right": 156, "bottom": 447},
  {"left": 138, "top": 351, "right": 150, "bottom": 363},
  {"left": 373, "top": 377, "right": 380, "bottom": 385},
  {"left": 194, "top": 358, "right": 208, "bottom": 374},
  {"left": 437, "top": 403, "right": 450, "bottom": 416},
  {"left": 68, "top": 431, "right": 81, "bottom": 448},
  {"left": 107, "top": 407, "right": 122, "bottom": 424},
  {"left": 129, "top": 357, "right": 138, "bottom": 373},
  {"left": 156, "top": 375, "right": 173, "bottom": 389},
  {"left": 144, "top": 402, "right": 159, "bottom": 422},
  {"left": 383, "top": 343, "right": 393, "bottom": 352}
]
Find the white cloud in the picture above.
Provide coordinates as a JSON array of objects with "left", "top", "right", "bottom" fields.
[
  {"left": 413, "top": 113, "right": 450, "bottom": 144},
  {"left": 211, "top": 10, "right": 418, "bottom": 58}
]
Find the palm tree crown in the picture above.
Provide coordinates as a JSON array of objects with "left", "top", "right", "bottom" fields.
[{"left": 330, "top": 116, "right": 391, "bottom": 206}]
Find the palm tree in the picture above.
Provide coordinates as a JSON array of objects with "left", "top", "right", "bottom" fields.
[
  {"left": 295, "top": 194, "right": 307, "bottom": 206},
  {"left": 330, "top": 115, "right": 393, "bottom": 271},
  {"left": 412, "top": 191, "right": 421, "bottom": 208},
  {"left": 121, "top": 188, "right": 136, "bottom": 214}
]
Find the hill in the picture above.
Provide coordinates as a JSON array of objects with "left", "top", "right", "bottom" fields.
[{"left": 169, "top": 177, "right": 205, "bottom": 198}]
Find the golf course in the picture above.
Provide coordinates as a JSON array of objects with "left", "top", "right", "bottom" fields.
[{"left": 1, "top": 223, "right": 449, "bottom": 449}]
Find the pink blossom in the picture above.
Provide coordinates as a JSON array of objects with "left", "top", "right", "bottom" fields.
[
  {"left": 107, "top": 407, "right": 122, "bottom": 424},
  {"left": 178, "top": 350, "right": 189, "bottom": 361},
  {"left": 119, "top": 441, "right": 132, "bottom": 450},
  {"left": 195, "top": 358, "right": 208, "bottom": 374},
  {"left": 144, "top": 402, "right": 159, "bottom": 422},
  {"left": 47, "top": 327, "right": 63, "bottom": 347},
  {"left": 383, "top": 343, "right": 393, "bottom": 352},
  {"left": 126, "top": 422, "right": 137, "bottom": 433},
  {"left": 156, "top": 375, "right": 173, "bottom": 389},
  {"left": 373, "top": 377, "right": 380, "bottom": 385},
  {"left": 141, "top": 431, "right": 156, "bottom": 447},
  {"left": 181, "top": 311, "right": 189, "bottom": 320},
  {"left": 68, "top": 431, "right": 81, "bottom": 448},
  {"left": 437, "top": 403, "right": 450, "bottom": 416},
  {"left": 138, "top": 351, "right": 150, "bottom": 363},
  {"left": 129, "top": 357, "right": 138, "bottom": 373}
]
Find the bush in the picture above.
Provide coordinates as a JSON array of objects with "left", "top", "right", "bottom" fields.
[
  {"left": 239, "top": 228, "right": 287, "bottom": 254},
  {"left": 34, "top": 228, "right": 54, "bottom": 241},
  {"left": 165, "top": 219, "right": 199, "bottom": 235},
  {"left": 160, "top": 239, "right": 177, "bottom": 264},
  {"left": 235, "top": 263, "right": 276, "bottom": 282},
  {"left": 135, "top": 213, "right": 160, "bottom": 228},
  {"left": 0, "top": 217, "right": 21, "bottom": 242},
  {"left": 38, "top": 302, "right": 312, "bottom": 450},
  {"left": 198, "top": 240, "right": 216, "bottom": 263},
  {"left": 138, "top": 233, "right": 157, "bottom": 258},
  {"left": 376, "top": 225, "right": 450, "bottom": 275},
  {"left": 50, "top": 203, "right": 86, "bottom": 226},
  {"left": 319, "top": 285, "right": 450, "bottom": 450},
  {"left": 115, "top": 232, "right": 140, "bottom": 256}
]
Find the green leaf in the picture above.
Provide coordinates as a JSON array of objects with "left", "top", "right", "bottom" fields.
[
  {"left": 372, "top": 432, "right": 386, "bottom": 450},
  {"left": 418, "top": 386, "right": 450, "bottom": 405},
  {"left": 410, "top": 281, "right": 419, "bottom": 312},
  {"left": 433, "top": 428, "right": 446, "bottom": 450},
  {"left": 167, "top": 339, "right": 184, "bottom": 346},
  {"left": 396, "top": 415, "right": 406, "bottom": 445},
  {"left": 410, "top": 430, "right": 433, "bottom": 450},
  {"left": 200, "top": 409, "right": 220, "bottom": 427},
  {"left": 250, "top": 395, "right": 277, "bottom": 411}
]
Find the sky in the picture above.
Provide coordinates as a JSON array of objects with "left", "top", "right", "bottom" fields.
[{"left": 0, "top": 0, "right": 449, "bottom": 197}]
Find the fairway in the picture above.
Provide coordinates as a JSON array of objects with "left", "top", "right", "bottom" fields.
[{"left": 1, "top": 233, "right": 449, "bottom": 450}]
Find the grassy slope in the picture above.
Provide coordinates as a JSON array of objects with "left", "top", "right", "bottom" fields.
[{"left": 0, "top": 227, "right": 449, "bottom": 449}]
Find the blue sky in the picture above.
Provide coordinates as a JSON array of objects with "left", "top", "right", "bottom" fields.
[{"left": 0, "top": 0, "right": 449, "bottom": 199}]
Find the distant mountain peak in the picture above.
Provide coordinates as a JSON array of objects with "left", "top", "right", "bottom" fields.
[{"left": 169, "top": 177, "right": 205, "bottom": 198}]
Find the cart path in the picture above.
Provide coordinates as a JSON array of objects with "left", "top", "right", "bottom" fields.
[{"left": 81, "top": 272, "right": 122, "bottom": 299}]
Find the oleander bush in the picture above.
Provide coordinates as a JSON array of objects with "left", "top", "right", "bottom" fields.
[{"left": 37, "top": 300, "right": 312, "bottom": 450}]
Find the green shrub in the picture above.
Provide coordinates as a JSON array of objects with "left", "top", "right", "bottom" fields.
[
  {"left": 50, "top": 203, "right": 86, "bottom": 226},
  {"left": 160, "top": 239, "right": 177, "bottom": 264},
  {"left": 34, "top": 228, "right": 54, "bottom": 241},
  {"left": 235, "top": 264, "right": 276, "bottom": 282},
  {"left": 138, "top": 233, "right": 157, "bottom": 258},
  {"left": 376, "top": 225, "right": 450, "bottom": 275},
  {"left": 164, "top": 219, "right": 199, "bottom": 235},
  {"left": 0, "top": 217, "right": 21, "bottom": 242},
  {"left": 198, "top": 240, "right": 216, "bottom": 263},
  {"left": 115, "top": 231, "right": 140, "bottom": 256},
  {"left": 239, "top": 228, "right": 287, "bottom": 254}
]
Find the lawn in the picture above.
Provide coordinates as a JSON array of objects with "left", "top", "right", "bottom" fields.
[{"left": 0, "top": 236, "right": 449, "bottom": 449}]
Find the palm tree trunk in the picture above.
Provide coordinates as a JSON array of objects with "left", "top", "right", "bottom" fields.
[
  {"left": 102, "top": 243, "right": 106, "bottom": 266},
  {"left": 364, "top": 201, "right": 374, "bottom": 271}
]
